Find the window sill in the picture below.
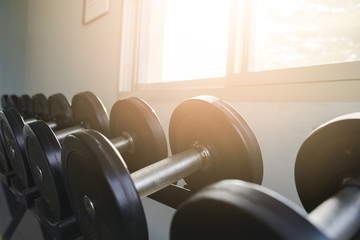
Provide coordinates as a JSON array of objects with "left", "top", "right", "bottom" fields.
[{"left": 118, "top": 61, "right": 360, "bottom": 103}]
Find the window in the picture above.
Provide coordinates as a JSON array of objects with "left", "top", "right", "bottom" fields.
[{"left": 119, "top": 0, "right": 360, "bottom": 91}]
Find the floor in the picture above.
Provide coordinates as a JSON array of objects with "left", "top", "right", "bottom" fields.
[{"left": 0, "top": 184, "right": 43, "bottom": 240}]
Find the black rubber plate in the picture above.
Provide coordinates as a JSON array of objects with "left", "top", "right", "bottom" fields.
[
  {"left": 169, "top": 95, "right": 263, "bottom": 190},
  {"left": 17, "top": 95, "right": 34, "bottom": 118},
  {"left": 71, "top": 92, "right": 110, "bottom": 137},
  {"left": 8, "top": 95, "right": 19, "bottom": 110},
  {"left": 24, "top": 121, "right": 71, "bottom": 220},
  {"left": 1, "top": 109, "right": 33, "bottom": 188},
  {"left": 32, "top": 93, "right": 49, "bottom": 121},
  {"left": 48, "top": 93, "right": 73, "bottom": 129},
  {"left": 62, "top": 130, "right": 147, "bottom": 240},
  {"left": 1, "top": 95, "right": 9, "bottom": 109},
  {"left": 110, "top": 97, "right": 168, "bottom": 172},
  {"left": 0, "top": 112, "right": 11, "bottom": 173},
  {"left": 295, "top": 112, "right": 360, "bottom": 212},
  {"left": 171, "top": 180, "right": 327, "bottom": 240}
]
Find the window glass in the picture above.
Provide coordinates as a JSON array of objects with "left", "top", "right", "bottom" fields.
[{"left": 254, "top": 0, "right": 360, "bottom": 71}]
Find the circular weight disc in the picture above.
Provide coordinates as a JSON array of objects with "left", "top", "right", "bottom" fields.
[
  {"left": 17, "top": 95, "right": 34, "bottom": 118},
  {"left": 171, "top": 180, "right": 328, "bottom": 240},
  {"left": 48, "top": 93, "right": 73, "bottom": 129},
  {"left": 8, "top": 95, "right": 19, "bottom": 110},
  {"left": 169, "top": 95, "right": 263, "bottom": 190},
  {"left": 71, "top": 91, "right": 110, "bottom": 137},
  {"left": 1, "top": 95, "right": 9, "bottom": 109},
  {"left": 110, "top": 97, "right": 168, "bottom": 172},
  {"left": 1, "top": 109, "right": 33, "bottom": 188},
  {"left": 62, "top": 130, "right": 147, "bottom": 240},
  {"left": 24, "top": 121, "right": 71, "bottom": 220},
  {"left": 295, "top": 113, "right": 360, "bottom": 212},
  {"left": 32, "top": 93, "right": 50, "bottom": 121},
  {"left": 0, "top": 115, "right": 11, "bottom": 173}
]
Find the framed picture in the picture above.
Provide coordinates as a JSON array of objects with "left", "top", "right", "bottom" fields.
[{"left": 83, "top": 0, "right": 110, "bottom": 24}]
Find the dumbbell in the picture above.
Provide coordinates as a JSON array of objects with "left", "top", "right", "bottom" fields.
[
  {"left": 1, "top": 94, "right": 9, "bottom": 110},
  {"left": 171, "top": 179, "right": 329, "bottom": 240},
  {"left": 61, "top": 95, "right": 263, "bottom": 239},
  {"left": 295, "top": 112, "right": 360, "bottom": 240},
  {"left": 0, "top": 93, "right": 51, "bottom": 174},
  {"left": 0, "top": 93, "right": 71, "bottom": 176},
  {"left": 16, "top": 94, "right": 34, "bottom": 119},
  {"left": 24, "top": 97, "right": 168, "bottom": 221},
  {"left": 1, "top": 94, "right": 18, "bottom": 110},
  {"left": 171, "top": 113, "right": 360, "bottom": 240},
  {"left": 0, "top": 92, "right": 110, "bottom": 189}
]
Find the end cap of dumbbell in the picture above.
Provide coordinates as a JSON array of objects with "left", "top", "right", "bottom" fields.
[{"left": 295, "top": 112, "right": 360, "bottom": 212}]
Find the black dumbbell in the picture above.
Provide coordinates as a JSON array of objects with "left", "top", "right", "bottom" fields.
[
  {"left": 0, "top": 91, "right": 110, "bottom": 189},
  {"left": 23, "top": 97, "right": 168, "bottom": 221},
  {"left": 171, "top": 179, "right": 328, "bottom": 240},
  {"left": 0, "top": 93, "right": 71, "bottom": 176},
  {"left": 16, "top": 95, "right": 34, "bottom": 119},
  {"left": 1, "top": 94, "right": 9, "bottom": 110},
  {"left": 61, "top": 95, "right": 263, "bottom": 239},
  {"left": 171, "top": 113, "right": 360, "bottom": 240},
  {"left": 1, "top": 94, "right": 18, "bottom": 110},
  {"left": 295, "top": 112, "right": 360, "bottom": 240}
]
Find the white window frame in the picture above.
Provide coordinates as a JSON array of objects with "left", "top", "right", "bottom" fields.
[{"left": 118, "top": 0, "right": 360, "bottom": 95}]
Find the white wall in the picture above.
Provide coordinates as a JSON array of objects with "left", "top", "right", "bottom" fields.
[
  {"left": 24, "top": 0, "right": 123, "bottom": 110},
  {"left": 0, "top": 0, "right": 28, "bottom": 95}
]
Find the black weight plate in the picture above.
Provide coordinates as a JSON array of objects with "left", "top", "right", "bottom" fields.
[
  {"left": 71, "top": 91, "right": 110, "bottom": 137},
  {"left": 17, "top": 94, "right": 34, "bottom": 118},
  {"left": 62, "top": 130, "right": 147, "bottom": 240},
  {"left": 1, "top": 95, "right": 9, "bottom": 109},
  {"left": 169, "top": 96, "right": 263, "bottom": 190},
  {"left": 32, "top": 93, "right": 49, "bottom": 121},
  {"left": 24, "top": 121, "right": 71, "bottom": 221},
  {"left": 0, "top": 119, "right": 11, "bottom": 173},
  {"left": 0, "top": 109, "right": 33, "bottom": 188},
  {"left": 295, "top": 113, "right": 360, "bottom": 212},
  {"left": 171, "top": 180, "right": 328, "bottom": 240},
  {"left": 110, "top": 97, "right": 168, "bottom": 172},
  {"left": 8, "top": 95, "right": 19, "bottom": 110},
  {"left": 48, "top": 93, "right": 73, "bottom": 129}
]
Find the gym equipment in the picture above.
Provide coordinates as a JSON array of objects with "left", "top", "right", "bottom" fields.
[
  {"left": 0, "top": 93, "right": 70, "bottom": 176},
  {"left": 171, "top": 180, "right": 328, "bottom": 240},
  {"left": 0, "top": 91, "right": 110, "bottom": 188},
  {"left": 17, "top": 95, "right": 34, "bottom": 119},
  {"left": 23, "top": 97, "right": 167, "bottom": 221},
  {"left": 295, "top": 112, "right": 360, "bottom": 240},
  {"left": 61, "top": 95, "right": 263, "bottom": 239},
  {"left": 1, "top": 94, "right": 19, "bottom": 110},
  {"left": 1, "top": 94, "right": 9, "bottom": 109}
]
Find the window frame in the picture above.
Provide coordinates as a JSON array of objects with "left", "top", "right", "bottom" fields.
[{"left": 118, "top": 0, "right": 360, "bottom": 94}]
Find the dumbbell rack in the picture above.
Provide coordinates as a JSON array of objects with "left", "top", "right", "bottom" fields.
[
  {"left": 0, "top": 175, "right": 82, "bottom": 240},
  {"left": 1, "top": 172, "right": 193, "bottom": 240}
]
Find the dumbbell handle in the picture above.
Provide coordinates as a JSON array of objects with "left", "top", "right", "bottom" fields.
[
  {"left": 25, "top": 117, "right": 58, "bottom": 129},
  {"left": 55, "top": 125, "right": 85, "bottom": 142},
  {"left": 131, "top": 145, "right": 210, "bottom": 198},
  {"left": 56, "top": 125, "right": 134, "bottom": 153},
  {"left": 309, "top": 185, "right": 360, "bottom": 240}
]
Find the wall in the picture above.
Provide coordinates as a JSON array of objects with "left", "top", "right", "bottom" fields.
[
  {"left": 0, "top": 0, "right": 28, "bottom": 95},
  {"left": 24, "top": 0, "right": 123, "bottom": 110}
]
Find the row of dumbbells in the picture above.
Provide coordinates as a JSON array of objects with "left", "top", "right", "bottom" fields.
[{"left": 1, "top": 92, "right": 359, "bottom": 240}]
